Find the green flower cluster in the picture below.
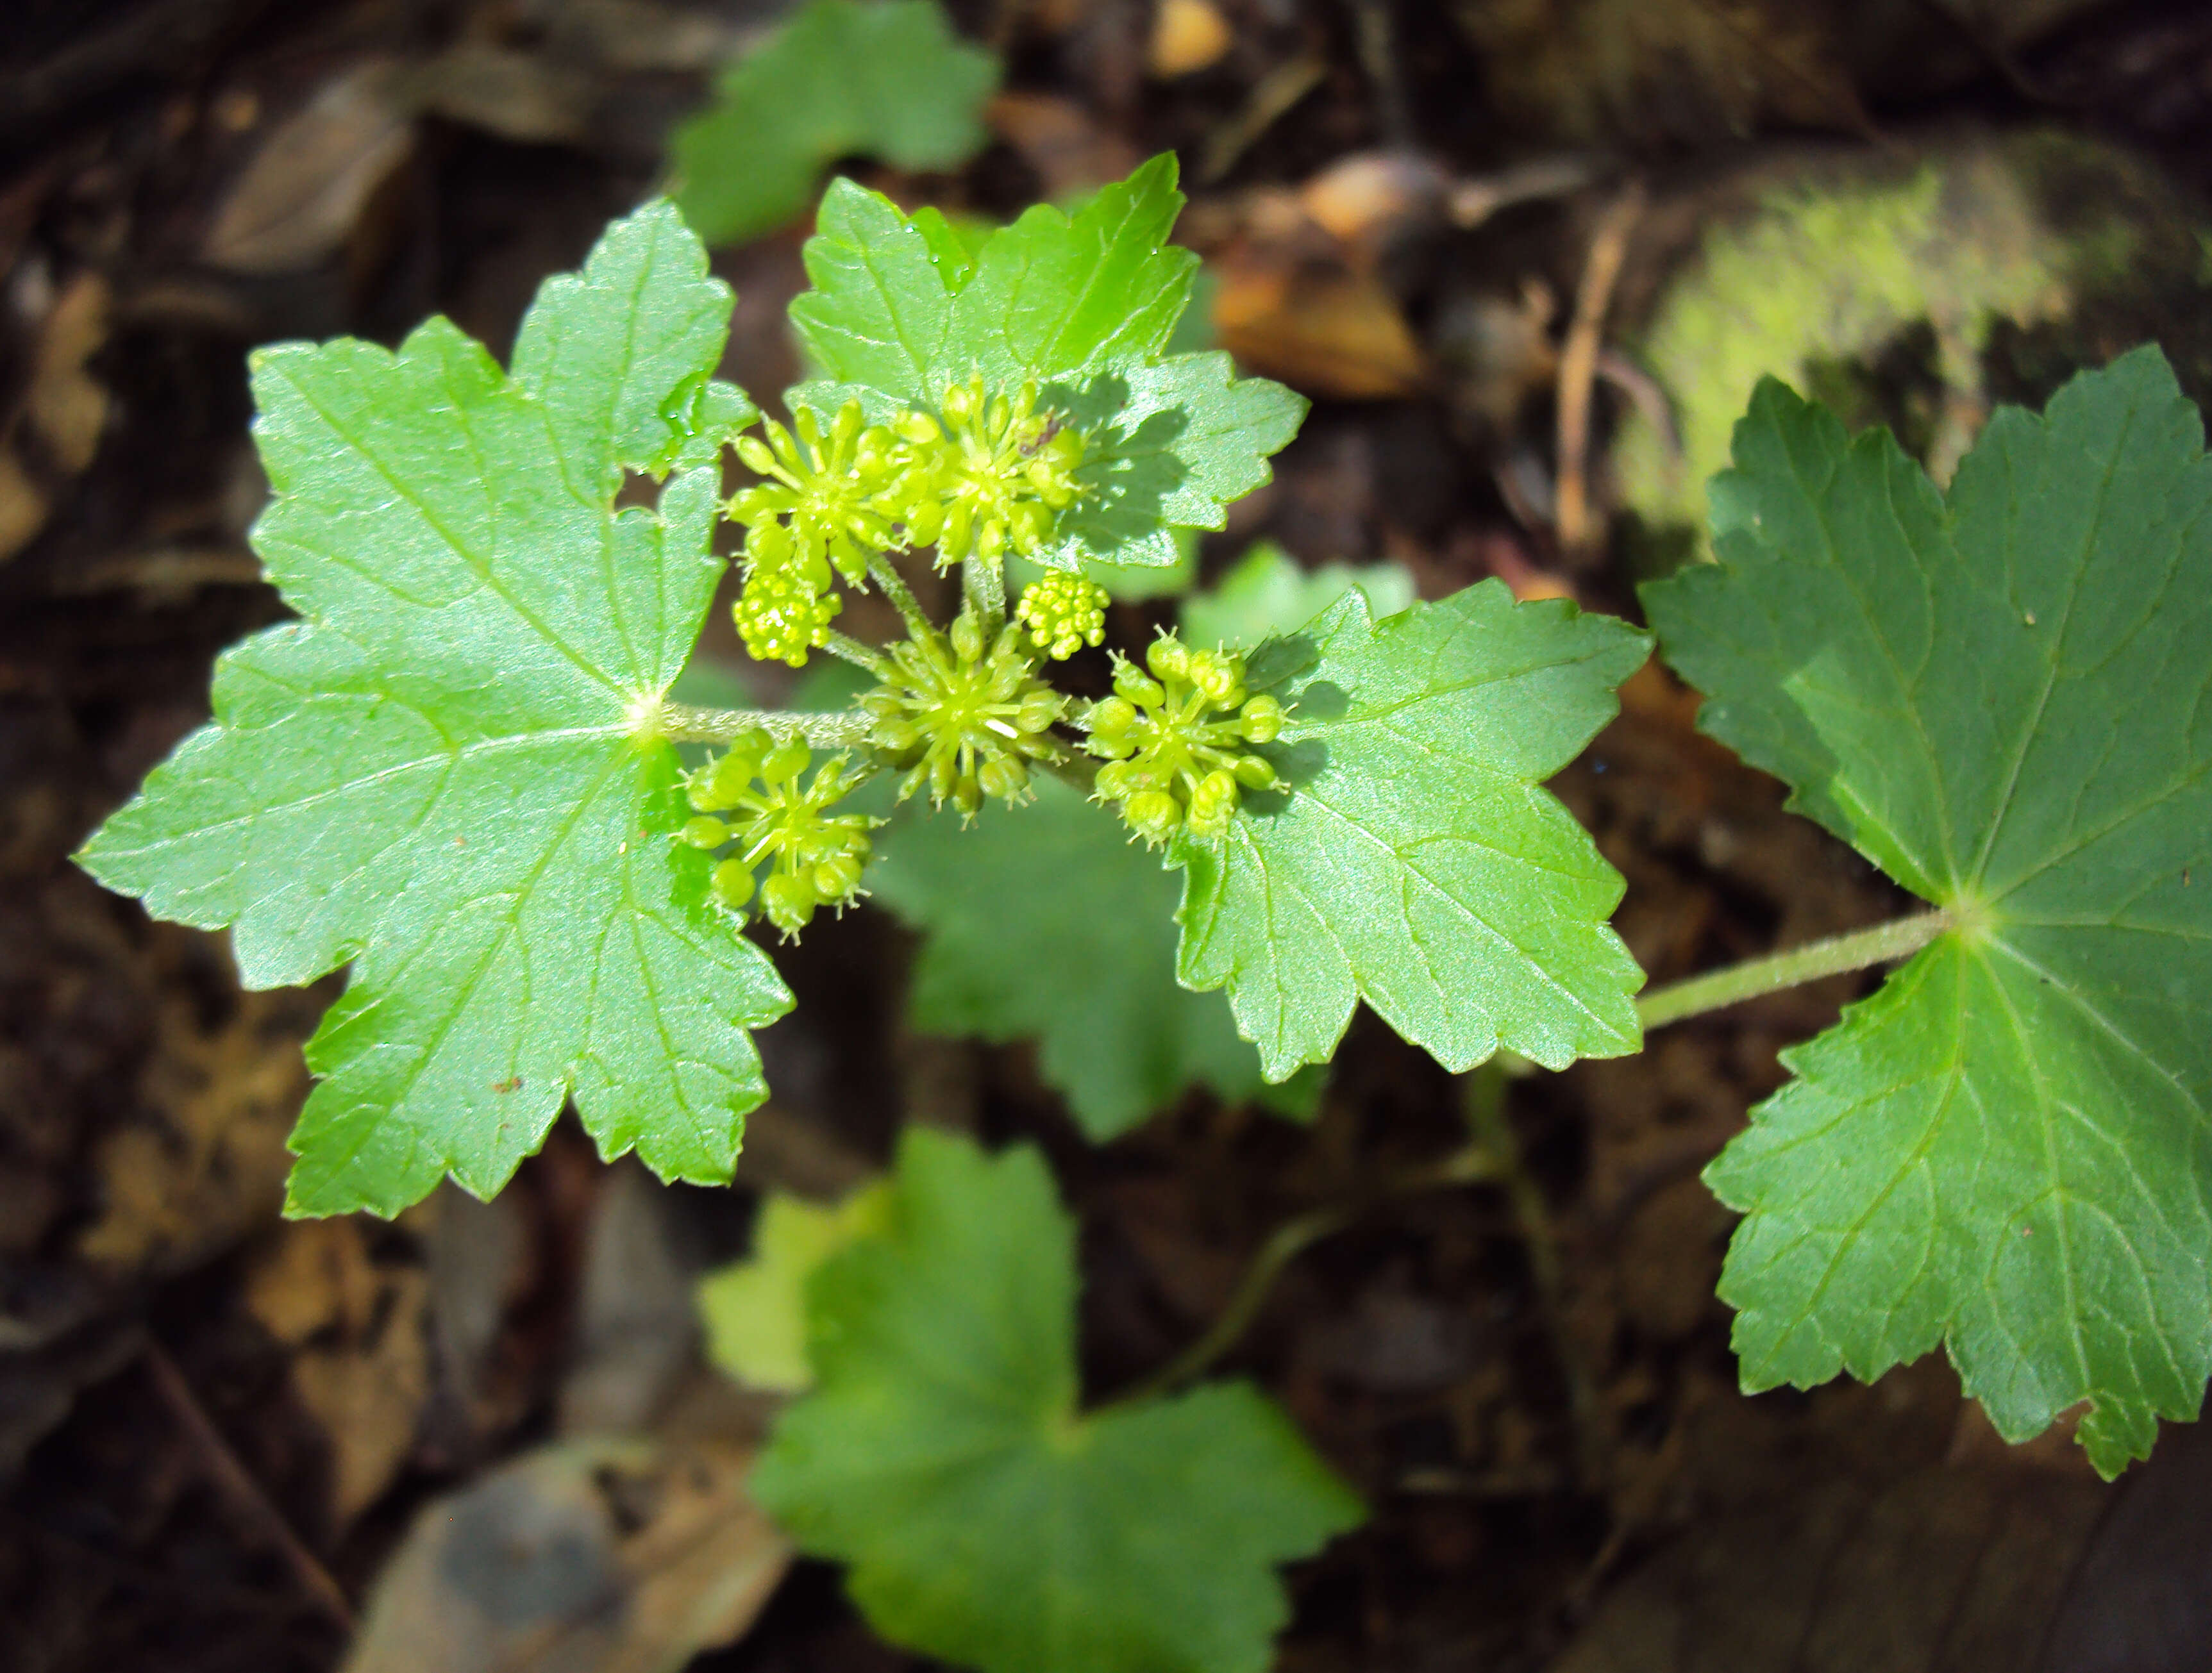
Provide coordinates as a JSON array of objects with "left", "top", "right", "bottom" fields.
[
  {"left": 1084, "top": 635, "right": 1283, "bottom": 845},
  {"left": 721, "top": 383, "right": 1089, "bottom": 668},
  {"left": 1014, "top": 570, "right": 1110, "bottom": 660},
  {"left": 894, "top": 377, "right": 1086, "bottom": 567},
  {"left": 682, "top": 731, "right": 882, "bottom": 938},
  {"left": 725, "top": 403, "right": 914, "bottom": 666},
  {"left": 861, "top": 611, "right": 1067, "bottom": 817}
]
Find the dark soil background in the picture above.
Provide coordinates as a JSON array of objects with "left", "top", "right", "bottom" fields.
[{"left": 4, "top": 1, "right": 2212, "bottom": 1670}]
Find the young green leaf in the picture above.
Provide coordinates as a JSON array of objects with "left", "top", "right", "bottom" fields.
[
  {"left": 700, "top": 1182, "right": 894, "bottom": 1392},
  {"left": 1175, "top": 582, "right": 1651, "bottom": 1079},
  {"left": 789, "top": 157, "right": 1305, "bottom": 572},
  {"left": 77, "top": 203, "right": 785, "bottom": 1218},
  {"left": 1643, "top": 345, "right": 2212, "bottom": 1476},
  {"left": 1180, "top": 539, "right": 1416, "bottom": 649},
  {"left": 868, "top": 778, "right": 1304, "bottom": 1140},
  {"left": 751, "top": 1128, "right": 1362, "bottom": 1673},
  {"left": 669, "top": 0, "right": 998, "bottom": 247}
]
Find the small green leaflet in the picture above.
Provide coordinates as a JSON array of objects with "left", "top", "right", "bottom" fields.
[
  {"left": 78, "top": 203, "right": 784, "bottom": 1218},
  {"left": 751, "top": 1128, "right": 1362, "bottom": 1673},
  {"left": 700, "top": 1181, "right": 893, "bottom": 1392},
  {"left": 1180, "top": 539, "right": 1416, "bottom": 649},
  {"left": 1643, "top": 347, "right": 2212, "bottom": 1476},
  {"left": 1175, "top": 582, "right": 1650, "bottom": 1079},
  {"left": 869, "top": 779, "right": 1314, "bottom": 1141},
  {"left": 669, "top": 0, "right": 998, "bottom": 247},
  {"left": 789, "top": 155, "right": 1305, "bottom": 570}
]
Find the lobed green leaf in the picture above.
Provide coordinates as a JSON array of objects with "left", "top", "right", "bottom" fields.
[
  {"left": 751, "top": 1128, "right": 1363, "bottom": 1673},
  {"left": 869, "top": 779, "right": 1302, "bottom": 1140},
  {"left": 78, "top": 203, "right": 785, "bottom": 1217},
  {"left": 787, "top": 157, "right": 1303, "bottom": 571},
  {"left": 1175, "top": 582, "right": 1651, "bottom": 1079},
  {"left": 669, "top": 0, "right": 998, "bottom": 247},
  {"left": 1644, "top": 346, "right": 2212, "bottom": 1474}
]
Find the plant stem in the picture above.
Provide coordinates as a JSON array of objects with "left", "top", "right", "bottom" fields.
[
  {"left": 822, "top": 630, "right": 894, "bottom": 678},
  {"left": 1462, "top": 1064, "right": 1602, "bottom": 1488},
  {"left": 869, "top": 553, "right": 935, "bottom": 640},
  {"left": 964, "top": 552, "right": 1005, "bottom": 631},
  {"left": 1636, "top": 908, "right": 1951, "bottom": 1032},
  {"left": 1113, "top": 1140, "right": 1502, "bottom": 1406},
  {"left": 1041, "top": 750, "right": 1098, "bottom": 795},
  {"left": 657, "top": 703, "right": 873, "bottom": 748}
]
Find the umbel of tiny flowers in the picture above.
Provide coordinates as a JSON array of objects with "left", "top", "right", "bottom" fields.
[
  {"left": 1014, "top": 570, "right": 1110, "bottom": 660},
  {"left": 862, "top": 609, "right": 1068, "bottom": 817},
  {"left": 728, "top": 401, "right": 916, "bottom": 587},
  {"left": 1084, "top": 634, "right": 1284, "bottom": 845},
  {"left": 682, "top": 733, "right": 882, "bottom": 939},
  {"left": 894, "top": 376, "right": 1085, "bottom": 567},
  {"left": 732, "top": 551, "right": 842, "bottom": 668},
  {"left": 725, "top": 401, "right": 924, "bottom": 668}
]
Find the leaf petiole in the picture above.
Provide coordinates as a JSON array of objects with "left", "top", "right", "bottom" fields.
[
  {"left": 823, "top": 630, "right": 897, "bottom": 678},
  {"left": 657, "top": 703, "right": 875, "bottom": 749},
  {"left": 1635, "top": 908, "right": 1952, "bottom": 1031},
  {"left": 1111, "top": 1137, "right": 1503, "bottom": 1406},
  {"left": 963, "top": 551, "right": 1005, "bottom": 631},
  {"left": 867, "top": 553, "right": 935, "bottom": 640}
]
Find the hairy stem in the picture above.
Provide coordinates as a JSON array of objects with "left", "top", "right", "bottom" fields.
[
  {"left": 822, "top": 630, "right": 894, "bottom": 678},
  {"left": 1113, "top": 1140, "right": 1502, "bottom": 1406},
  {"left": 657, "top": 703, "right": 873, "bottom": 748},
  {"left": 1636, "top": 908, "right": 1952, "bottom": 1031},
  {"left": 964, "top": 552, "right": 1005, "bottom": 631},
  {"left": 868, "top": 553, "right": 935, "bottom": 640},
  {"left": 1040, "top": 750, "right": 1098, "bottom": 795}
]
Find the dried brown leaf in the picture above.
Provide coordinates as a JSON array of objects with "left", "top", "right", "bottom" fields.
[
  {"left": 26, "top": 272, "right": 109, "bottom": 472},
  {"left": 201, "top": 60, "right": 415, "bottom": 274},
  {"left": 1149, "top": 0, "right": 1233, "bottom": 78},
  {"left": 344, "top": 1438, "right": 789, "bottom": 1673},
  {"left": 246, "top": 1216, "right": 431, "bottom": 1525}
]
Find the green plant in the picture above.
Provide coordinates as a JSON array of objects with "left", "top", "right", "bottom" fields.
[
  {"left": 669, "top": 0, "right": 998, "bottom": 247},
  {"left": 74, "top": 151, "right": 2212, "bottom": 1673},
  {"left": 1643, "top": 345, "right": 2212, "bottom": 1478}
]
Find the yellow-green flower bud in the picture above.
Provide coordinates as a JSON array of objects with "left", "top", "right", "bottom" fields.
[
  {"left": 1239, "top": 694, "right": 1283, "bottom": 744},
  {"left": 1015, "top": 570, "right": 1110, "bottom": 660},
  {"left": 1113, "top": 662, "right": 1166, "bottom": 708},
  {"left": 1083, "top": 634, "right": 1286, "bottom": 845},
  {"left": 712, "top": 858, "right": 755, "bottom": 910},
  {"left": 1233, "top": 753, "right": 1280, "bottom": 791},
  {"left": 1125, "top": 790, "right": 1182, "bottom": 842},
  {"left": 680, "top": 747, "right": 880, "bottom": 941},
  {"left": 862, "top": 610, "right": 1068, "bottom": 818}
]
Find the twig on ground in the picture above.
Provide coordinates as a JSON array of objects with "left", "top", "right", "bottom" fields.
[
  {"left": 1199, "top": 50, "right": 1326, "bottom": 183},
  {"left": 143, "top": 1340, "right": 356, "bottom": 1635},
  {"left": 1348, "top": 0, "right": 1412, "bottom": 147},
  {"left": 1114, "top": 1137, "right": 1503, "bottom": 1404},
  {"left": 1554, "top": 181, "right": 1646, "bottom": 563}
]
